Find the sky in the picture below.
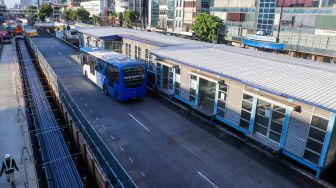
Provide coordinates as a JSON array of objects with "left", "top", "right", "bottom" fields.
[{"left": 4, "top": 0, "right": 20, "bottom": 8}]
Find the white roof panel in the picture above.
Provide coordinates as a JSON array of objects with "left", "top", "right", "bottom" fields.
[{"left": 151, "top": 45, "right": 336, "bottom": 112}]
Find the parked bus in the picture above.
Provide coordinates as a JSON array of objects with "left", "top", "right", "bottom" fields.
[{"left": 80, "top": 47, "right": 147, "bottom": 101}]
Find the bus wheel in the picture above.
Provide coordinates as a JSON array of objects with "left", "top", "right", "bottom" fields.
[{"left": 103, "top": 86, "right": 109, "bottom": 96}]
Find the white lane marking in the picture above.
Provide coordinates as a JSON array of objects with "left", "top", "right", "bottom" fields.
[
  {"left": 141, "top": 172, "right": 146, "bottom": 178},
  {"left": 128, "top": 113, "right": 150, "bottom": 132},
  {"left": 102, "top": 125, "right": 106, "bottom": 130},
  {"left": 119, "top": 145, "right": 124, "bottom": 152},
  {"left": 66, "top": 59, "right": 72, "bottom": 64},
  {"left": 96, "top": 117, "right": 99, "bottom": 121},
  {"left": 110, "top": 135, "right": 115, "bottom": 140},
  {"left": 197, "top": 171, "right": 218, "bottom": 188},
  {"left": 129, "top": 158, "right": 133, "bottom": 163},
  {"left": 57, "top": 51, "right": 62, "bottom": 56}
]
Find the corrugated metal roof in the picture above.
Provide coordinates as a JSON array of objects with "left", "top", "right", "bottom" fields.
[
  {"left": 76, "top": 27, "right": 336, "bottom": 112},
  {"left": 76, "top": 27, "right": 209, "bottom": 47},
  {"left": 150, "top": 45, "right": 336, "bottom": 112}
]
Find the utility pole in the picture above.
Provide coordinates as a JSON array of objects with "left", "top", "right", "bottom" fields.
[
  {"left": 276, "top": 0, "right": 285, "bottom": 43},
  {"left": 276, "top": 0, "right": 284, "bottom": 43}
]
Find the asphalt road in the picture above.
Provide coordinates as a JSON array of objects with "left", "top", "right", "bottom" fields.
[{"left": 30, "top": 34, "right": 319, "bottom": 188}]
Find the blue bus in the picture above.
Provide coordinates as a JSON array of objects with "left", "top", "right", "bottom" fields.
[{"left": 80, "top": 47, "right": 147, "bottom": 101}]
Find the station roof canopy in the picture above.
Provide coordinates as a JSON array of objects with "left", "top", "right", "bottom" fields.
[
  {"left": 76, "top": 27, "right": 210, "bottom": 47},
  {"left": 151, "top": 45, "right": 336, "bottom": 113},
  {"left": 76, "top": 27, "right": 336, "bottom": 113}
]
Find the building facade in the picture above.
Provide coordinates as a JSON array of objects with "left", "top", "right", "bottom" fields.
[
  {"left": 149, "top": 0, "right": 210, "bottom": 36},
  {"left": 80, "top": 1, "right": 104, "bottom": 16},
  {"left": 20, "top": 0, "right": 32, "bottom": 8},
  {"left": 211, "top": 0, "right": 336, "bottom": 63}
]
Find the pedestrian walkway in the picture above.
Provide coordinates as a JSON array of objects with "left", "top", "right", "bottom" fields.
[{"left": 0, "top": 44, "right": 37, "bottom": 188}]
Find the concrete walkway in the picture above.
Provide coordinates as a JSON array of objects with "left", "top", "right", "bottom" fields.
[{"left": 0, "top": 44, "right": 37, "bottom": 188}]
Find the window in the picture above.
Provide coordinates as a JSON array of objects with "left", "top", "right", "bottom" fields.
[
  {"left": 138, "top": 47, "right": 141, "bottom": 60},
  {"left": 126, "top": 43, "right": 132, "bottom": 58},
  {"left": 240, "top": 94, "right": 253, "bottom": 129},
  {"left": 189, "top": 75, "right": 197, "bottom": 103},
  {"left": 97, "top": 59, "right": 105, "bottom": 72},
  {"left": 145, "top": 49, "right": 149, "bottom": 61},
  {"left": 174, "top": 82, "right": 180, "bottom": 95},
  {"left": 87, "top": 55, "right": 96, "bottom": 75},
  {"left": 123, "top": 66, "right": 145, "bottom": 88},
  {"left": 125, "top": 43, "right": 129, "bottom": 57},
  {"left": 135, "top": 46, "right": 141, "bottom": 59},
  {"left": 106, "top": 65, "right": 119, "bottom": 86},
  {"left": 175, "top": 67, "right": 180, "bottom": 75},
  {"left": 216, "top": 81, "right": 227, "bottom": 117},
  {"left": 190, "top": 74, "right": 197, "bottom": 80},
  {"left": 304, "top": 115, "right": 328, "bottom": 165}
]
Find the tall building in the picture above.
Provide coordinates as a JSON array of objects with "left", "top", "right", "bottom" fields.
[
  {"left": 149, "top": 0, "right": 209, "bottom": 36},
  {"left": 21, "top": 0, "right": 32, "bottom": 8},
  {"left": 112, "top": 0, "right": 147, "bottom": 27},
  {"left": 80, "top": 0, "right": 104, "bottom": 16},
  {"left": 67, "top": 0, "right": 83, "bottom": 8},
  {"left": 211, "top": 0, "right": 336, "bottom": 63}
]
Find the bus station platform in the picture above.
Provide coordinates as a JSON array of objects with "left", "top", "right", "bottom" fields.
[
  {"left": 28, "top": 32, "right": 322, "bottom": 187},
  {"left": 0, "top": 44, "right": 37, "bottom": 187}
]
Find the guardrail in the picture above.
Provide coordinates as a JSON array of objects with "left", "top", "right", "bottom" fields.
[{"left": 27, "top": 37, "right": 137, "bottom": 188}]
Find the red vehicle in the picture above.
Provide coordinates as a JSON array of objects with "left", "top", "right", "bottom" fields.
[{"left": 14, "top": 25, "right": 23, "bottom": 35}]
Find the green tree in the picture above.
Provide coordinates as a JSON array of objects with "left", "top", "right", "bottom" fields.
[
  {"left": 36, "top": 11, "right": 46, "bottom": 21},
  {"left": 193, "top": 13, "right": 222, "bottom": 43},
  {"left": 109, "top": 11, "right": 118, "bottom": 25},
  {"left": 63, "top": 9, "right": 73, "bottom": 20},
  {"left": 76, "top": 7, "right": 90, "bottom": 22},
  {"left": 91, "top": 15, "right": 99, "bottom": 25},
  {"left": 124, "top": 10, "right": 136, "bottom": 28},
  {"left": 39, "top": 4, "right": 53, "bottom": 18},
  {"left": 70, "top": 9, "right": 77, "bottom": 21}
]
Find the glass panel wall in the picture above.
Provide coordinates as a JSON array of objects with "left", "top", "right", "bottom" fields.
[{"left": 240, "top": 94, "right": 253, "bottom": 129}]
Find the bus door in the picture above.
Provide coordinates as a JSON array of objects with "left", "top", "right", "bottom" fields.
[{"left": 106, "top": 65, "right": 120, "bottom": 98}]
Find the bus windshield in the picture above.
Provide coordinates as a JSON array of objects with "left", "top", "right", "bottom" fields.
[{"left": 123, "top": 66, "right": 145, "bottom": 88}]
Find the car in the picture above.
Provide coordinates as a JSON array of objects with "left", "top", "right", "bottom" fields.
[{"left": 1, "top": 36, "right": 12, "bottom": 44}]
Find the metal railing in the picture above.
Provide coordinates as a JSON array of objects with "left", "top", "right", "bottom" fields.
[{"left": 27, "top": 37, "right": 137, "bottom": 188}]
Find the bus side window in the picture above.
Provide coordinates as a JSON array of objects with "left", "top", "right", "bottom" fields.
[
  {"left": 107, "top": 65, "right": 114, "bottom": 86},
  {"left": 112, "top": 66, "right": 119, "bottom": 84},
  {"left": 81, "top": 54, "right": 87, "bottom": 65},
  {"left": 97, "top": 59, "right": 105, "bottom": 73}
]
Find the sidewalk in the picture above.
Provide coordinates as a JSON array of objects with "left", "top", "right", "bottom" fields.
[{"left": 0, "top": 44, "right": 38, "bottom": 188}]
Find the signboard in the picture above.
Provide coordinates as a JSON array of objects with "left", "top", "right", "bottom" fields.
[
  {"left": 315, "top": 29, "right": 336, "bottom": 37},
  {"left": 246, "top": 34, "right": 277, "bottom": 43}
]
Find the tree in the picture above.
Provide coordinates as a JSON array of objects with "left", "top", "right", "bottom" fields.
[
  {"left": 124, "top": 10, "right": 136, "bottom": 28},
  {"left": 193, "top": 13, "right": 222, "bottom": 43},
  {"left": 76, "top": 7, "right": 90, "bottom": 22},
  {"left": 63, "top": 9, "right": 73, "bottom": 20},
  {"left": 36, "top": 11, "right": 46, "bottom": 21},
  {"left": 91, "top": 15, "right": 99, "bottom": 25},
  {"left": 109, "top": 11, "right": 118, "bottom": 26},
  {"left": 39, "top": 4, "right": 53, "bottom": 18}
]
